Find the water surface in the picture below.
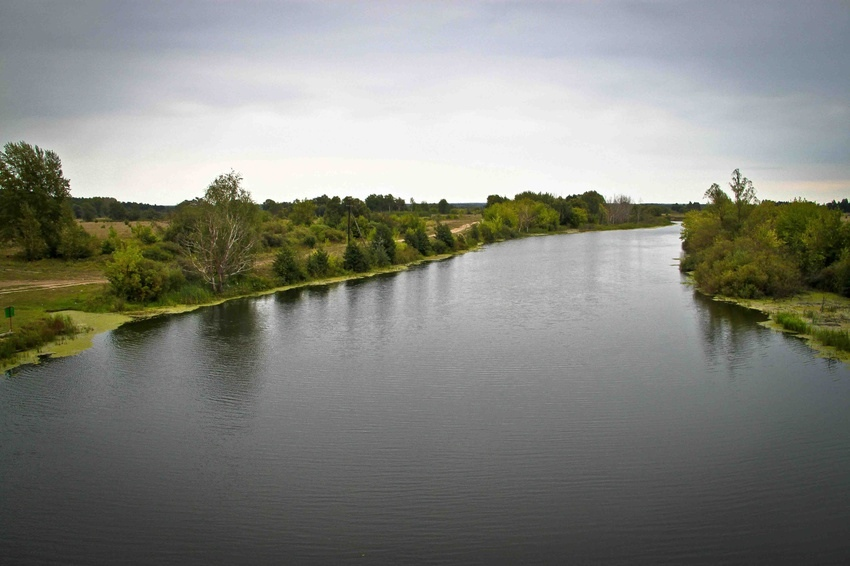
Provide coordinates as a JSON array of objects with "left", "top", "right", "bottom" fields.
[{"left": 2, "top": 225, "right": 849, "bottom": 564}]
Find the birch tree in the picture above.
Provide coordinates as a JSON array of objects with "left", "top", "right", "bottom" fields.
[{"left": 182, "top": 171, "right": 260, "bottom": 293}]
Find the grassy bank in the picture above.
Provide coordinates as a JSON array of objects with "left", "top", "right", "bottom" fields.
[{"left": 718, "top": 290, "right": 850, "bottom": 363}]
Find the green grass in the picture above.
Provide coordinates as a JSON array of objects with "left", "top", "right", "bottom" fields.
[
  {"left": 774, "top": 312, "right": 810, "bottom": 334},
  {"left": 811, "top": 327, "right": 850, "bottom": 352},
  {"left": 774, "top": 311, "right": 850, "bottom": 353}
]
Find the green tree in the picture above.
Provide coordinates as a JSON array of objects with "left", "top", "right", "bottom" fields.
[
  {"left": 370, "top": 222, "right": 397, "bottom": 264},
  {"left": 404, "top": 226, "right": 431, "bottom": 255},
  {"left": 273, "top": 245, "right": 306, "bottom": 284},
  {"left": 729, "top": 169, "right": 757, "bottom": 231},
  {"left": 182, "top": 171, "right": 260, "bottom": 292},
  {"left": 704, "top": 182, "right": 735, "bottom": 231},
  {"left": 438, "top": 198, "right": 451, "bottom": 214},
  {"left": 289, "top": 199, "right": 316, "bottom": 226},
  {"left": 343, "top": 242, "right": 370, "bottom": 272},
  {"left": 435, "top": 222, "right": 455, "bottom": 249},
  {"left": 0, "top": 141, "right": 73, "bottom": 259}
]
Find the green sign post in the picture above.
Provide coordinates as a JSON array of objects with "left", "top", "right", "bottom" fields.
[{"left": 4, "top": 306, "right": 13, "bottom": 332}]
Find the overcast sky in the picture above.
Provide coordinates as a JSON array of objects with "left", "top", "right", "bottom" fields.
[{"left": 1, "top": 1, "right": 848, "bottom": 205}]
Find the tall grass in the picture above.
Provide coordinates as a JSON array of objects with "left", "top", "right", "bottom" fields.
[
  {"left": 774, "top": 311, "right": 850, "bottom": 352},
  {"left": 812, "top": 327, "right": 850, "bottom": 352},
  {"left": 774, "top": 312, "right": 810, "bottom": 334},
  {"left": 0, "top": 314, "right": 79, "bottom": 361}
]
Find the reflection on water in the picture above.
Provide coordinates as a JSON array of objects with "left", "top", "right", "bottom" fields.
[
  {"left": 692, "top": 291, "right": 773, "bottom": 377},
  {"left": 2, "top": 225, "right": 850, "bottom": 565}
]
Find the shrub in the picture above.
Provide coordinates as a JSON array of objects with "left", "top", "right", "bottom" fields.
[
  {"left": 141, "top": 241, "right": 179, "bottom": 261},
  {"left": 58, "top": 222, "right": 99, "bottom": 259},
  {"left": 395, "top": 243, "right": 421, "bottom": 264},
  {"left": 131, "top": 223, "right": 158, "bottom": 244},
  {"left": 693, "top": 237, "right": 802, "bottom": 298},
  {"left": 101, "top": 227, "right": 122, "bottom": 255},
  {"left": 478, "top": 222, "right": 495, "bottom": 243},
  {"left": 273, "top": 246, "right": 306, "bottom": 284},
  {"left": 306, "top": 249, "right": 331, "bottom": 277},
  {"left": 104, "top": 244, "right": 168, "bottom": 302},
  {"left": 431, "top": 238, "right": 448, "bottom": 255}
]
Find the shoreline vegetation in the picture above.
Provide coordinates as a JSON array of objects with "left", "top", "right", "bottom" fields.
[
  {"left": 712, "top": 291, "right": 850, "bottom": 363},
  {"left": 681, "top": 169, "right": 850, "bottom": 363},
  {"left": 2, "top": 222, "right": 673, "bottom": 373},
  {"left": 1, "top": 141, "right": 676, "bottom": 371}
]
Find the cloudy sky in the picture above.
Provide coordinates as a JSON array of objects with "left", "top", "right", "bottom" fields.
[{"left": 1, "top": 1, "right": 848, "bottom": 205}]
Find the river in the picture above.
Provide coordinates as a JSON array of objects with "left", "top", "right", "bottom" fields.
[{"left": 2, "top": 224, "right": 849, "bottom": 565}]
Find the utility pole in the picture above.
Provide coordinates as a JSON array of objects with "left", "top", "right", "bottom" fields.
[{"left": 346, "top": 197, "right": 352, "bottom": 245}]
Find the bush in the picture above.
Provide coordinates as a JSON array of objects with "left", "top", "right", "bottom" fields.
[
  {"left": 431, "top": 238, "right": 448, "bottom": 255},
  {"left": 104, "top": 244, "right": 168, "bottom": 302},
  {"left": 273, "top": 246, "right": 306, "bottom": 284},
  {"left": 131, "top": 223, "right": 158, "bottom": 244},
  {"left": 141, "top": 241, "right": 179, "bottom": 261},
  {"left": 692, "top": 237, "right": 802, "bottom": 298},
  {"left": 478, "top": 222, "right": 495, "bottom": 243},
  {"left": 395, "top": 243, "right": 421, "bottom": 264},
  {"left": 101, "top": 227, "right": 122, "bottom": 255},
  {"left": 58, "top": 222, "right": 99, "bottom": 259},
  {"left": 306, "top": 249, "right": 331, "bottom": 277}
]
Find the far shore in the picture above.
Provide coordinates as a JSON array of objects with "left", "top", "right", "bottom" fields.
[{"left": 2, "top": 221, "right": 675, "bottom": 374}]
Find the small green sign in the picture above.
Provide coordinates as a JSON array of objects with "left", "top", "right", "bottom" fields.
[{"left": 4, "top": 306, "right": 12, "bottom": 318}]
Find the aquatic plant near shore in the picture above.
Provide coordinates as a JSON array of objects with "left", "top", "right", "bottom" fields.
[{"left": 0, "top": 314, "right": 80, "bottom": 361}]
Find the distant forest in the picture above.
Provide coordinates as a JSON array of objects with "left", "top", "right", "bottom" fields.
[{"left": 69, "top": 194, "right": 709, "bottom": 223}]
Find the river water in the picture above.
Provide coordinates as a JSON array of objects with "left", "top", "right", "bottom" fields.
[{"left": 2, "top": 224, "right": 849, "bottom": 565}]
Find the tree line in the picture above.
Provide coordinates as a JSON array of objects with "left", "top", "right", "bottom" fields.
[
  {"left": 680, "top": 169, "right": 850, "bottom": 298},
  {"left": 2, "top": 140, "right": 671, "bottom": 308}
]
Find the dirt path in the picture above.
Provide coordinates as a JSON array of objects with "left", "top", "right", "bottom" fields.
[
  {"left": 450, "top": 222, "right": 478, "bottom": 234},
  {"left": 0, "top": 279, "right": 107, "bottom": 295}
]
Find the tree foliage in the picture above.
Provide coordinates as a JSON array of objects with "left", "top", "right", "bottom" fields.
[
  {"left": 0, "top": 141, "right": 73, "bottom": 259},
  {"left": 181, "top": 171, "right": 260, "bottom": 293},
  {"left": 273, "top": 245, "right": 306, "bottom": 284},
  {"left": 434, "top": 222, "right": 455, "bottom": 250},
  {"left": 370, "top": 222, "right": 397, "bottom": 264},
  {"left": 343, "top": 242, "right": 370, "bottom": 272},
  {"left": 105, "top": 243, "right": 168, "bottom": 303},
  {"left": 682, "top": 170, "right": 850, "bottom": 298}
]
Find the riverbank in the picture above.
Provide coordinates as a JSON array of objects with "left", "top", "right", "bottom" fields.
[
  {"left": 1, "top": 249, "right": 471, "bottom": 373},
  {"left": 2, "top": 220, "right": 674, "bottom": 373},
  {"left": 713, "top": 290, "right": 850, "bottom": 363}
]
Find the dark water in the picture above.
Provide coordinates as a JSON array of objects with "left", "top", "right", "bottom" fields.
[{"left": 2, "top": 225, "right": 850, "bottom": 565}]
